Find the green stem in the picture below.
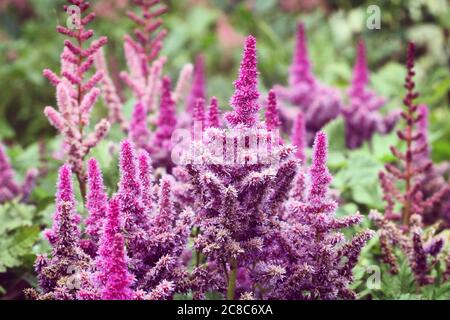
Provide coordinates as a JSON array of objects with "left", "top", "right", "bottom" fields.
[{"left": 227, "top": 258, "right": 238, "bottom": 300}]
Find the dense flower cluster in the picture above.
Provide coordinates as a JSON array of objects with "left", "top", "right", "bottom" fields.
[
  {"left": 0, "top": 144, "right": 37, "bottom": 203},
  {"left": 16, "top": 0, "right": 450, "bottom": 302},
  {"left": 342, "top": 39, "right": 400, "bottom": 149},
  {"left": 43, "top": 0, "right": 110, "bottom": 198},
  {"left": 179, "top": 36, "right": 371, "bottom": 300},
  {"left": 274, "top": 23, "right": 343, "bottom": 144},
  {"left": 27, "top": 140, "right": 192, "bottom": 300}
]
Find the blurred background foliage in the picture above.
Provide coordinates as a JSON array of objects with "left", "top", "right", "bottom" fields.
[{"left": 0, "top": 0, "right": 449, "bottom": 299}]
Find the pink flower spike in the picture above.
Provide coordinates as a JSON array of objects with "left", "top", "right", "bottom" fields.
[
  {"left": 308, "top": 131, "right": 332, "bottom": 201},
  {"left": 154, "top": 76, "right": 177, "bottom": 146},
  {"left": 44, "top": 107, "right": 64, "bottom": 132},
  {"left": 292, "top": 111, "right": 307, "bottom": 164},
  {"left": 207, "top": 96, "right": 221, "bottom": 128},
  {"left": 351, "top": 39, "right": 369, "bottom": 91},
  {"left": 119, "top": 140, "right": 141, "bottom": 197},
  {"left": 138, "top": 150, "right": 153, "bottom": 211},
  {"left": 154, "top": 176, "right": 175, "bottom": 232},
  {"left": 225, "top": 35, "right": 260, "bottom": 128},
  {"left": 186, "top": 55, "right": 206, "bottom": 114},
  {"left": 193, "top": 98, "right": 206, "bottom": 129},
  {"left": 85, "top": 158, "right": 109, "bottom": 244},
  {"left": 97, "top": 196, "right": 135, "bottom": 300},
  {"left": 129, "top": 101, "right": 151, "bottom": 150},
  {"left": 80, "top": 88, "right": 101, "bottom": 126},
  {"left": 265, "top": 90, "right": 281, "bottom": 131},
  {"left": 290, "top": 22, "right": 315, "bottom": 86}
]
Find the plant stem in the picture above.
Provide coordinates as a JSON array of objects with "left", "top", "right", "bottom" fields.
[{"left": 227, "top": 258, "right": 238, "bottom": 300}]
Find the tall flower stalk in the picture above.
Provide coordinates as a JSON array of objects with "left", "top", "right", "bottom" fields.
[{"left": 43, "top": 0, "right": 110, "bottom": 199}]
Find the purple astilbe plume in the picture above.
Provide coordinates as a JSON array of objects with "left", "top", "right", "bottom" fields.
[
  {"left": 379, "top": 42, "right": 450, "bottom": 225},
  {"left": 129, "top": 101, "right": 151, "bottom": 151},
  {"left": 182, "top": 35, "right": 301, "bottom": 299},
  {"left": 84, "top": 158, "right": 109, "bottom": 254},
  {"left": 225, "top": 35, "right": 260, "bottom": 128},
  {"left": 28, "top": 165, "right": 90, "bottom": 299},
  {"left": 265, "top": 90, "right": 281, "bottom": 132},
  {"left": 207, "top": 96, "right": 221, "bottom": 129},
  {"left": 273, "top": 23, "right": 342, "bottom": 143},
  {"left": 0, "top": 143, "right": 37, "bottom": 203},
  {"left": 414, "top": 104, "right": 450, "bottom": 225},
  {"left": 369, "top": 211, "right": 444, "bottom": 286},
  {"left": 342, "top": 39, "right": 400, "bottom": 149},
  {"left": 43, "top": 0, "right": 110, "bottom": 199},
  {"left": 148, "top": 76, "right": 178, "bottom": 168},
  {"left": 96, "top": 196, "right": 135, "bottom": 300},
  {"left": 258, "top": 132, "right": 373, "bottom": 299},
  {"left": 291, "top": 111, "right": 306, "bottom": 164},
  {"left": 193, "top": 98, "right": 206, "bottom": 132},
  {"left": 186, "top": 55, "right": 207, "bottom": 114}
]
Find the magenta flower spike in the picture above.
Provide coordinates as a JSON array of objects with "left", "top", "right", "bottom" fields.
[
  {"left": 350, "top": 39, "right": 369, "bottom": 94},
  {"left": 343, "top": 38, "right": 399, "bottom": 149},
  {"left": 118, "top": 139, "right": 150, "bottom": 233},
  {"left": 85, "top": 158, "right": 109, "bottom": 246},
  {"left": 308, "top": 131, "right": 332, "bottom": 201},
  {"left": 186, "top": 55, "right": 206, "bottom": 114},
  {"left": 193, "top": 98, "right": 206, "bottom": 130},
  {"left": 129, "top": 101, "right": 151, "bottom": 150},
  {"left": 225, "top": 35, "right": 260, "bottom": 128},
  {"left": 138, "top": 150, "right": 153, "bottom": 211},
  {"left": 289, "top": 22, "right": 315, "bottom": 87},
  {"left": 97, "top": 196, "right": 135, "bottom": 300},
  {"left": 53, "top": 165, "right": 80, "bottom": 254},
  {"left": 153, "top": 76, "right": 177, "bottom": 147},
  {"left": 154, "top": 176, "right": 175, "bottom": 232},
  {"left": 207, "top": 96, "right": 221, "bottom": 128},
  {"left": 265, "top": 90, "right": 281, "bottom": 132},
  {"left": 291, "top": 111, "right": 307, "bottom": 164},
  {"left": 0, "top": 144, "right": 20, "bottom": 202}
]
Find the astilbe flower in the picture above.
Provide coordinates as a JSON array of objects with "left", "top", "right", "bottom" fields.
[
  {"left": 273, "top": 22, "right": 343, "bottom": 144},
  {"left": 256, "top": 132, "right": 374, "bottom": 300},
  {"left": 83, "top": 158, "right": 109, "bottom": 255},
  {"left": 117, "top": 140, "right": 192, "bottom": 294},
  {"left": 29, "top": 143, "right": 190, "bottom": 300},
  {"left": 265, "top": 90, "right": 281, "bottom": 132},
  {"left": 43, "top": 0, "right": 110, "bottom": 199},
  {"left": 414, "top": 104, "right": 450, "bottom": 226},
  {"left": 148, "top": 76, "right": 178, "bottom": 169},
  {"left": 186, "top": 55, "right": 207, "bottom": 115},
  {"left": 207, "top": 96, "right": 221, "bottom": 129},
  {"left": 379, "top": 43, "right": 450, "bottom": 225},
  {"left": 27, "top": 165, "right": 90, "bottom": 299},
  {"left": 369, "top": 211, "right": 445, "bottom": 286},
  {"left": 95, "top": 196, "right": 135, "bottom": 300},
  {"left": 0, "top": 143, "right": 37, "bottom": 203},
  {"left": 342, "top": 39, "right": 400, "bottom": 149},
  {"left": 182, "top": 35, "right": 301, "bottom": 299}
]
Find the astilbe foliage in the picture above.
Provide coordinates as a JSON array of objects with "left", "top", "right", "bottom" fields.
[
  {"left": 43, "top": 0, "right": 110, "bottom": 199},
  {"left": 274, "top": 22, "right": 343, "bottom": 144},
  {"left": 342, "top": 39, "right": 400, "bottom": 149},
  {"left": 259, "top": 132, "right": 374, "bottom": 299},
  {"left": 0, "top": 143, "right": 37, "bottom": 203}
]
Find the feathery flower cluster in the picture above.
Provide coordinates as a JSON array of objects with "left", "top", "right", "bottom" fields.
[
  {"left": 0, "top": 143, "right": 37, "bottom": 203},
  {"left": 43, "top": 0, "right": 110, "bottom": 198},
  {"left": 342, "top": 39, "right": 400, "bottom": 149},
  {"left": 259, "top": 132, "right": 374, "bottom": 299},
  {"left": 274, "top": 23, "right": 343, "bottom": 144},
  {"left": 379, "top": 43, "right": 450, "bottom": 225},
  {"left": 28, "top": 139, "right": 192, "bottom": 300},
  {"left": 369, "top": 211, "right": 446, "bottom": 286},
  {"left": 186, "top": 55, "right": 207, "bottom": 115},
  {"left": 179, "top": 36, "right": 370, "bottom": 300}
]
